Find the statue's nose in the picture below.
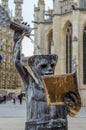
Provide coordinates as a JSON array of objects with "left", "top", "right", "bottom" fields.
[{"left": 48, "top": 65, "right": 53, "bottom": 72}]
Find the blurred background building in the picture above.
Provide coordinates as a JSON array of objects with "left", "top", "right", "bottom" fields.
[
  {"left": 0, "top": 0, "right": 24, "bottom": 94},
  {"left": 33, "top": 0, "right": 86, "bottom": 106}
]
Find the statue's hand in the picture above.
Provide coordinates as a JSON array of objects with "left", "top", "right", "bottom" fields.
[
  {"left": 13, "top": 22, "right": 30, "bottom": 42},
  {"left": 62, "top": 91, "right": 77, "bottom": 108},
  {"left": 21, "top": 22, "right": 32, "bottom": 37},
  {"left": 62, "top": 91, "right": 81, "bottom": 116}
]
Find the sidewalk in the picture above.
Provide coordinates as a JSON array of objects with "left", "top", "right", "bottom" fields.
[
  {"left": 0, "top": 100, "right": 26, "bottom": 118},
  {"left": 68, "top": 117, "right": 86, "bottom": 130},
  {"left": 0, "top": 118, "right": 25, "bottom": 130},
  {"left": 0, "top": 100, "right": 26, "bottom": 130},
  {"left": 0, "top": 101, "right": 86, "bottom": 130}
]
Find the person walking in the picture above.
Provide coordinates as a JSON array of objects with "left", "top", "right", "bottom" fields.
[
  {"left": 18, "top": 94, "right": 23, "bottom": 104},
  {"left": 12, "top": 94, "right": 16, "bottom": 104},
  {"left": 3, "top": 95, "right": 7, "bottom": 103}
]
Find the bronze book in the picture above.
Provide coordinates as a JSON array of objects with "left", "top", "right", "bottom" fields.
[{"left": 42, "top": 72, "right": 81, "bottom": 116}]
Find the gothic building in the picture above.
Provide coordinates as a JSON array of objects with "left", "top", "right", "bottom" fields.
[
  {"left": 0, "top": 0, "right": 24, "bottom": 94},
  {"left": 34, "top": 0, "right": 86, "bottom": 106}
]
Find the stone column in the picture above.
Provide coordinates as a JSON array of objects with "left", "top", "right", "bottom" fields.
[
  {"left": 38, "top": 0, "right": 45, "bottom": 22},
  {"left": 54, "top": 0, "right": 61, "bottom": 14},
  {"left": 1, "top": 0, "right": 8, "bottom": 11},
  {"left": 34, "top": 7, "right": 39, "bottom": 54},
  {"left": 53, "top": 15, "right": 61, "bottom": 74},
  {"left": 14, "top": 0, "right": 23, "bottom": 22}
]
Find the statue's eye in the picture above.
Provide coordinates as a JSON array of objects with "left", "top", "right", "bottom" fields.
[
  {"left": 41, "top": 64, "right": 47, "bottom": 68},
  {"left": 51, "top": 63, "right": 54, "bottom": 68}
]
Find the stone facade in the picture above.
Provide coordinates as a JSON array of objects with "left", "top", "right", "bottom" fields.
[
  {"left": 0, "top": 0, "right": 23, "bottom": 94},
  {"left": 34, "top": 0, "right": 86, "bottom": 106}
]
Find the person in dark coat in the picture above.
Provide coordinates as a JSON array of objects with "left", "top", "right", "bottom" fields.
[
  {"left": 3, "top": 95, "right": 7, "bottom": 103},
  {"left": 18, "top": 94, "right": 23, "bottom": 104}
]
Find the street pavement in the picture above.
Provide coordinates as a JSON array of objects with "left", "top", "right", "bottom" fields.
[
  {"left": 0, "top": 100, "right": 26, "bottom": 130},
  {"left": 68, "top": 107, "right": 86, "bottom": 130},
  {"left": 0, "top": 100, "right": 26, "bottom": 117},
  {"left": 0, "top": 100, "right": 86, "bottom": 130}
]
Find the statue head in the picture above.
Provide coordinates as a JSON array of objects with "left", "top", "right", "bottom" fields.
[{"left": 28, "top": 54, "right": 58, "bottom": 79}]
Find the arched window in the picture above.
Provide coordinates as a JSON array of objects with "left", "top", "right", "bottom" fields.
[
  {"left": 48, "top": 31, "right": 53, "bottom": 54},
  {"left": 83, "top": 26, "right": 86, "bottom": 84},
  {"left": 66, "top": 23, "right": 72, "bottom": 73}
]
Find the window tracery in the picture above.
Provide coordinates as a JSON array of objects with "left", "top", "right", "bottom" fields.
[{"left": 66, "top": 23, "right": 72, "bottom": 73}]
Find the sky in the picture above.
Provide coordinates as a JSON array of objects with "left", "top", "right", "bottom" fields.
[{"left": 0, "top": 0, "right": 53, "bottom": 56}]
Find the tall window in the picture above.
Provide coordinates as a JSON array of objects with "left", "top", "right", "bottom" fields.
[
  {"left": 83, "top": 26, "right": 86, "bottom": 84},
  {"left": 48, "top": 31, "right": 53, "bottom": 54},
  {"left": 66, "top": 23, "right": 72, "bottom": 73}
]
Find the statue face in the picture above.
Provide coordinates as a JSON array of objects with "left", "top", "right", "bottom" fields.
[
  {"left": 28, "top": 55, "right": 58, "bottom": 77},
  {"left": 35, "top": 58, "right": 56, "bottom": 76}
]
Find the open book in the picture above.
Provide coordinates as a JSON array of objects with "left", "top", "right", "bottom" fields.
[{"left": 42, "top": 72, "right": 81, "bottom": 116}]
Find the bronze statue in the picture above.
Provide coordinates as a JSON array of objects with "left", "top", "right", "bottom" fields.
[{"left": 12, "top": 23, "right": 81, "bottom": 130}]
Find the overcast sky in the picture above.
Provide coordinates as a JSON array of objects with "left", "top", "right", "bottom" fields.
[{"left": 0, "top": 0, "right": 53, "bottom": 56}]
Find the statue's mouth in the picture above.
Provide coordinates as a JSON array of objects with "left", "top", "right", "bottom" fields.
[{"left": 44, "top": 72, "right": 53, "bottom": 75}]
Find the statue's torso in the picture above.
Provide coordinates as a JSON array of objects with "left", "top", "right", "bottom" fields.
[{"left": 26, "top": 77, "right": 68, "bottom": 124}]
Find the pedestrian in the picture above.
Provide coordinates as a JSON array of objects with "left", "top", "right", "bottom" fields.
[
  {"left": 18, "top": 94, "right": 23, "bottom": 104},
  {"left": 12, "top": 94, "right": 16, "bottom": 104},
  {"left": 19, "top": 96, "right": 23, "bottom": 104},
  {"left": 3, "top": 95, "right": 7, "bottom": 103}
]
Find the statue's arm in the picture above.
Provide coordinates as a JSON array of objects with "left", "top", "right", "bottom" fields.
[{"left": 13, "top": 31, "right": 29, "bottom": 84}]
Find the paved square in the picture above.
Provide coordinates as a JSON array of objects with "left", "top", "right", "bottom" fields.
[{"left": 0, "top": 101, "right": 86, "bottom": 130}]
